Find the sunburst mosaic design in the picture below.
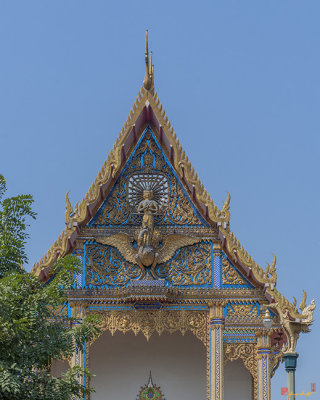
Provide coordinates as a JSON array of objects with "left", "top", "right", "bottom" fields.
[{"left": 128, "top": 172, "right": 168, "bottom": 210}]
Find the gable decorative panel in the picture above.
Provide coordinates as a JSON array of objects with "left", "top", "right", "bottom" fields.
[
  {"left": 84, "top": 241, "right": 143, "bottom": 287},
  {"left": 154, "top": 240, "right": 212, "bottom": 286},
  {"left": 83, "top": 240, "right": 217, "bottom": 288},
  {"left": 221, "top": 253, "right": 253, "bottom": 289},
  {"left": 88, "top": 128, "right": 207, "bottom": 228}
]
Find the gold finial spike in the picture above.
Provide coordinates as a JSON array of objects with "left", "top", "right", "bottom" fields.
[
  {"left": 150, "top": 51, "right": 155, "bottom": 93},
  {"left": 149, "top": 50, "right": 152, "bottom": 76},
  {"left": 145, "top": 30, "right": 149, "bottom": 65},
  {"left": 143, "top": 30, "right": 152, "bottom": 91}
]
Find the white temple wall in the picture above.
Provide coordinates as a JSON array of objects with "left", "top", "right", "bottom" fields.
[
  {"left": 90, "top": 331, "right": 206, "bottom": 400},
  {"left": 224, "top": 358, "right": 252, "bottom": 400}
]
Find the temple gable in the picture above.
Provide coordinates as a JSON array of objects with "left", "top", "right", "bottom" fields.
[
  {"left": 88, "top": 128, "right": 207, "bottom": 229},
  {"left": 77, "top": 127, "right": 222, "bottom": 289}
]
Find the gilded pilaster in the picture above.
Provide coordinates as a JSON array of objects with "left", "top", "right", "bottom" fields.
[
  {"left": 209, "top": 303, "right": 225, "bottom": 400},
  {"left": 256, "top": 331, "right": 271, "bottom": 400}
]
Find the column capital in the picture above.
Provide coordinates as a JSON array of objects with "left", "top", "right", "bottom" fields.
[
  {"left": 256, "top": 330, "right": 272, "bottom": 347},
  {"left": 208, "top": 302, "right": 226, "bottom": 318},
  {"left": 208, "top": 302, "right": 225, "bottom": 329},
  {"left": 69, "top": 300, "right": 88, "bottom": 319},
  {"left": 212, "top": 242, "right": 222, "bottom": 251}
]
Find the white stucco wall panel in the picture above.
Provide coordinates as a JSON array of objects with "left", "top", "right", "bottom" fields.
[
  {"left": 90, "top": 331, "right": 206, "bottom": 400},
  {"left": 224, "top": 358, "right": 252, "bottom": 400}
]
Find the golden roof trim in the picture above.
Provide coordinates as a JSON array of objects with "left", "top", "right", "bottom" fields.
[{"left": 219, "top": 226, "right": 277, "bottom": 286}]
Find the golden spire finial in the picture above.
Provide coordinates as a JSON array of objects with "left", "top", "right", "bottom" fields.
[
  {"left": 143, "top": 30, "right": 154, "bottom": 92},
  {"left": 145, "top": 30, "right": 149, "bottom": 65}
]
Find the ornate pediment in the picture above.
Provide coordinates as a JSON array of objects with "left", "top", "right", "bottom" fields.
[
  {"left": 80, "top": 128, "right": 216, "bottom": 288},
  {"left": 88, "top": 128, "right": 207, "bottom": 229}
]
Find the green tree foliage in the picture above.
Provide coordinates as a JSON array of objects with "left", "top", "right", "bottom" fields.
[
  {"left": 0, "top": 175, "right": 101, "bottom": 399},
  {"left": 0, "top": 175, "right": 36, "bottom": 278}
]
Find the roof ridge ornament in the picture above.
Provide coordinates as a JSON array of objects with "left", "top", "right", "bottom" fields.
[{"left": 143, "top": 30, "right": 154, "bottom": 93}]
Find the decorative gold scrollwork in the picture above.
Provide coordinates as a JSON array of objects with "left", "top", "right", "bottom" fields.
[
  {"left": 224, "top": 343, "right": 257, "bottom": 400},
  {"left": 222, "top": 257, "right": 248, "bottom": 286},
  {"left": 92, "top": 309, "right": 208, "bottom": 345},
  {"left": 154, "top": 241, "right": 211, "bottom": 285},
  {"left": 226, "top": 302, "right": 259, "bottom": 319},
  {"left": 85, "top": 244, "right": 143, "bottom": 286}
]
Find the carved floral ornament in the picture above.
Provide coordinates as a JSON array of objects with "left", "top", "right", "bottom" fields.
[
  {"left": 88, "top": 309, "right": 208, "bottom": 345},
  {"left": 224, "top": 343, "right": 258, "bottom": 400},
  {"left": 222, "top": 256, "right": 249, "bottom": 286},
  {"left": 85, "top": 241, "right": 212, "bottom": 287},
  {"left": 224, "top": 343, "right": 256, "bottom": 375}
]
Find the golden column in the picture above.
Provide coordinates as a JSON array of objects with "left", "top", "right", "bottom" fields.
[
  {"left": 256, "top": 330, "right": 271, "bottom": 400},
  {"left": 209, "top": 303, "right": 225, "bottom": 400}
]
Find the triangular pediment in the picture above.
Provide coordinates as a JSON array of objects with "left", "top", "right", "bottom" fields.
[
  {"left": 88, "top": 127, "right": 208, "bottom": 229},
  {"left": 32, "top": 86, "right": 272, "bottom": 293},
  {"left": 32, "top": 87, "right": 230, "bottom": 278}
]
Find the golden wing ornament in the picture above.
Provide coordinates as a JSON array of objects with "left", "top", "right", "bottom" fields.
[
  {"left": 156, "top": 235, "right": 203, "bottom": 264},
  {"left": 95, "top": 234, "right": 137, "bottom": 264}
]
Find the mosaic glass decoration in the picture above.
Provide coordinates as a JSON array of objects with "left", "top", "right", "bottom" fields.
[{"left": 137, "top": 372, "right": 165, "bottom": 400}]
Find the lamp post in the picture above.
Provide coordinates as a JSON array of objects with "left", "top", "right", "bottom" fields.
[{"left": 284, "top": 353, "right": 298, "bottom": 400}]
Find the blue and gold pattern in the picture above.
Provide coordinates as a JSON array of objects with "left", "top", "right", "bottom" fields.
[
  {"left": 88, "top": 129, "right": 207, "bottom": 228},
  {"left": 221, "top": 253, "right": 253, "bottom": 289},
  {"left": 154, "top": 240, "right": 211, "bottom": 285},
  {"left": 84, "top": 242, "right": 143, "bottom": 287},
  {"left": 84, "top": 240, "right": 216, "bottom": 288},
  {"left": 223, "top": 328, "right": 256, "bottom": 343},
  {"left": 224, "top": 301, "right": 260, "bottom": 319}
]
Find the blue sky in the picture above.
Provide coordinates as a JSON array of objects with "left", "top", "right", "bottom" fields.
[{"left": 1, "top": 1, "right": 319, "bottom": 397}]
